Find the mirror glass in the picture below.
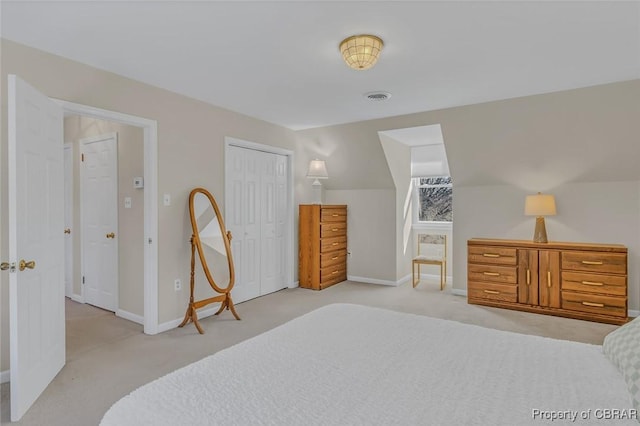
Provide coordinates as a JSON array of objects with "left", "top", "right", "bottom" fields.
[{"left": 190, "top": 189, "right": 232, "bottom": 292}]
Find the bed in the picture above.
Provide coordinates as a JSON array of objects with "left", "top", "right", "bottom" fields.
[{"left": 101, "top": 304, "right": 638, "bottom": 425}]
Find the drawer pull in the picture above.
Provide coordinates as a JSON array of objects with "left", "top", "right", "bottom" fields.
[
  {"left": 482, "top": 253, "right": 500, "bottom": 258},
  {"left": 547, "top": 271, "right": 552, "bottom": 288},
  {"left": 582, "top": 301, "right": 604, "bottom": 308},
  {"left": 332, "top": 270, "right": 339, "bottom": 275},
  {"left": 483, "top": 290, "right": 500, "bottom": 295},
  {"left": 332, "top": 242, "right": 339, "bottom": 246},
  {"left": 332, "top": 228, "right": 339, "bottom": 231},
  {"left": 483, "top": 272, "right": 500, "bottom": 276},
  {"left": 581, "top": 280, "right": 604, "bottom": 286},
  {"left": 331, "top": 256, "right": 339, "bottom": 260},
  {"left": 526, "top": 269, "right": 531, "bottom": 285},
  {"left": 332, "top": 214, "right": 339, "bottom": 217},
  {"left": 581, "top": 260, "right": 603, "bottom": 265}
]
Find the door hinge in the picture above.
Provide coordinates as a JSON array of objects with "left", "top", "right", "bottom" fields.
[
  {"left": 82, "top": 276, "right": 85, "bottom": 284},
  {"left": 148, "top": 238, "right": 152, "bottom": 244},
  {"left": 81, "top": 153, "right": 84, "bottom": 162}
]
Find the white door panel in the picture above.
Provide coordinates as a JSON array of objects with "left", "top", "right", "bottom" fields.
[
  {"left": 81, "top": 134, "right": 118, "bottom": 312},
  {"left": 64, "top": 144, "right": 73, "bottom": 298},
  {"left": 226, "top": 145, "right": 289, "bottom": 302},
  {"left": 8, "top": 74, "right": 65, "bottom": 421}
]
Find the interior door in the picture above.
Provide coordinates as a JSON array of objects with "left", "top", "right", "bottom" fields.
[
  {"left": 8, "top": 74, "right": 65, "bottom": 421},
  {"left": 81, "top": 133, "right": 118, "bottom": 311},
  {"left": 64, "top": 143, "right": 73, "bottom": 298}
]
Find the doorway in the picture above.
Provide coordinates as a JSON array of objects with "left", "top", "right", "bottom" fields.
[{"left": 56, "top": 100, "right": 159, "bottom": 334}]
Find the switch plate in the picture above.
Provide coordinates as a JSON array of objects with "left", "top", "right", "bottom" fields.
[
  {"left": 124, "top": 197, "right": 132, "bottom": 209},
  {"left": 133, "top": 176, "right": 144, "bottom": 189},
  {"left": 163, "top": 194, "right": 171, "bottom": 206}
]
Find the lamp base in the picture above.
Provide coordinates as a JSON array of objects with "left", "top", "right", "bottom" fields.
[
  {"left": 532, "top": 216, "right": 548, "bottom": 243},
  {"left": 311, "top": 180, "right": 324, "bottom": 204}
]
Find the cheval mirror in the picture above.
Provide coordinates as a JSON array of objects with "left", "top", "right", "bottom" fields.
[{"left": 179, "top": 187, "right": 240, "bottom": 334}]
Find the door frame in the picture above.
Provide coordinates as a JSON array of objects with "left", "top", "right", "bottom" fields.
[
  {"left": 224, "top": 137, "right": 295, "bottom": 290},
  {"left": 79, "top": 132, "right": 119, "bottom": 312},
  {"left": 54, "top": 99, "right": 159, "bottom": 335}
]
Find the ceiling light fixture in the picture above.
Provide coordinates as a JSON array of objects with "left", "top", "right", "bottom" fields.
[{"left": 339, "top": 34, "right": 384, "bottom": 71}]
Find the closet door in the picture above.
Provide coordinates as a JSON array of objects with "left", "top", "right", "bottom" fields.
[{"left": 226, "top": 145, "right": 288, "bottom": 303}]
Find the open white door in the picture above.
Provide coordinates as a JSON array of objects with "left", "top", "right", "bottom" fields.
[{"left": 8, "top": 75, "right": 65, "bottom": 421}]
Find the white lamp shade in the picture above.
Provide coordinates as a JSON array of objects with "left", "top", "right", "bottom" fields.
[
  {"left": 307, "top": 159, "right": 328, "bottom": 179},
  {"left": 525, "top": 193, "right": 557, "bottom": 216}
]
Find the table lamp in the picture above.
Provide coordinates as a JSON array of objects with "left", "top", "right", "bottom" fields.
[{"left": 524, "top": 192, "right": 556, "bottom": 243}]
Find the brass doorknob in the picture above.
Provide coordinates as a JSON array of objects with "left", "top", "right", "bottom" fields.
[
  {"left": 106, "top": 232, "right": 116, "bottom": 239},
  {"left": 19, "top": 260, "right": 36, "bottom": 271},
  {"left": 1, "top": 262, "right": 10, "bottom": 271},
  {"left": 64, "top": 228, "right": 71, "bottom": 234}
]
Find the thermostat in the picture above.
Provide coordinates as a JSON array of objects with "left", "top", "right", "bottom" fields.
[{"left": 133, "top": 177, "right": 144, "bottom": 189}]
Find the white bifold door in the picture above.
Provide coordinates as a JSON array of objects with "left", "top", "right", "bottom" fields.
[{"left": 226, "top": 145, "right": 288, "bottom": 303}]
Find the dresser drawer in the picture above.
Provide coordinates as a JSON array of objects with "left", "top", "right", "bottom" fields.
[
  {"left": 320, "top": 235, "right": 347, "bottom": 252},
  {"left": 468, "top": 264, "right": 517, "bottom": 284},
  {"left": 468, "top": 246, "right": 517, "bottom": 266},
  {"left": 320, "top": 265, "right": 347, "bottom": 285},
  {"left": 321, "top": 208, "right": 347, "bottom": 223},
  {"left": 468, "top": 282, "right": 517, "bottom": 303},
  {"left": 561, "top": 271, "right": 626, "bottom": 296},
  {"left": 321, "top": 250, "right": 347, "bottom": 268},
  {"left": 561, "top": 251, "right": 626, "bottom": 275},
  {"left": 321, "top": 222, "right": 347, "bottom": 238},
  {"left": 561, "top": 291, "right": 627, "bottom": 318}
]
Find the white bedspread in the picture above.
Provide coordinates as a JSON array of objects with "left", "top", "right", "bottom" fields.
[{"left": 101, "top": 304, "right": 635, "bottom": 425}]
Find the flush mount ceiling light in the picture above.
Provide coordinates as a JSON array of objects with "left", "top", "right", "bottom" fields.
[{"left": 339, "top": 34, "right": 384, "bottom": 70}]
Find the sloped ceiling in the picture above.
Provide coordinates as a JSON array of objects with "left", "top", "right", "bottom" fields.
[{"left": 2, "top": 1, "right": 639, "bottom": 130}]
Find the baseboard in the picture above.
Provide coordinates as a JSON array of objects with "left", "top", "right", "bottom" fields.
[
  {"left": 157, "top": 306, "right": 220, "bottom": 334},
  {"left": 0, "top": 369, "right": 9, "bottom": 384},
  {"left": 347, "top": 275, "right": 399, "bottom": 286},
  {"left": 70, "top": 293, "right": 84, "bottom": 303},
  {"left": 289, "top": 281, "right": 299, "bottom": 289},
  {"left": 628, "top": 310, "right": 639, "bottom": 318},
  {"left": 116, "top": 309, "right": 144, "bottom": 325},
  {"left": 451, "top": 288, "right": 468, "bottom": 297}
]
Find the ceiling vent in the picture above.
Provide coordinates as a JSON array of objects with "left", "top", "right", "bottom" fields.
[{"left": 364, "top": 91, "right": 391, "bottom": 101}]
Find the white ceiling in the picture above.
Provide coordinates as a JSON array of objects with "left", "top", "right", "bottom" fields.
[{"left": 2, "top": 1, "right": 639, "bottom": 130}]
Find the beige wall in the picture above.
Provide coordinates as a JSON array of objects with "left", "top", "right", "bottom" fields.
[
  {"left": 379, "top": 134, "right": 413, "bottom": 282},
  {"left": 0, "top": 39, "right": 299, "bottom": 372},
  {"left": 64, "top": 115, "right": 145, "bottom": 316},
  {"left": 325, "top": 189, "right": 396, "bottom": 282}
]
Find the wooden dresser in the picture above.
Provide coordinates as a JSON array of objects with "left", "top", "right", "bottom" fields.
[
  {"left": 467, "top": 238, "right": 628, "bottom": 325},
  {"left": 299, "top": 204, "right": 347, "bottom": 290}
]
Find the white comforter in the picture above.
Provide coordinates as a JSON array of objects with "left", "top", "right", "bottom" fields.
[{"left": 101, "top": 304, "right": 635, "bottom": 425}]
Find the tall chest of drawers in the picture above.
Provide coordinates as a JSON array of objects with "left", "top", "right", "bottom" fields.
[
  {"left": 467, "top": 238, "right": 628, "bottom": 325},
  {"left": 299, "top": 204, "right": 347, "bottom": 290}
]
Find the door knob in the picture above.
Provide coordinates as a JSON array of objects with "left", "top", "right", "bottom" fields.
[
  {"left": 19, "top": 260, "right": 36, "bottom": 271},
  {"left": 1, "top": 262, "right": 10, "bottom": 271},
  {"left": 64, "top": 228, "right": 71, "bottom": 234},
  {"left": 106, "top": 232, "right": 116, "bottom": 239}
]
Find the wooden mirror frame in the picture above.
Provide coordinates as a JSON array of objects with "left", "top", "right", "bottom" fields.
[{"left": 179, "top": 187, "right": 240, "bottom": 334}]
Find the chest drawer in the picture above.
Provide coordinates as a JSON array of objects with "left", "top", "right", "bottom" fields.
[
  {"left": 321, "top": 250, "right": 347, "bottom": 268},
  {"left": 561, "top": 271, "right": 626, "bottom": 296},
  {"left": 321, "top": 222, "right": 347, "bottom": 238},
  {"left": 468, "top": 264, "right": 517, "bottom": 284},
  {"left": 320, "top": 235, "right": 347, "bottom": 253},
  {"left": 321, "top": 208, "right": 347, "bottom": 223},
  {"left": 561, "top": 291, "right": 627, "bottom": 318},
  {"left": 468, "top": 246, "right": 517, "bottom": 266},
  {"left": 561, "top": 251, "right": 626, "bottom": 275},
  {"left": 468, "top": 281, "right": 518, "bottom": 303}
]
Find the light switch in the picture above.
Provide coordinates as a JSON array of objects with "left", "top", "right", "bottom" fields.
[
  {"left": 124, "top": 197, "right": 132, "bottom": 209},
  {"left": 163, "top": 194, "right": 171, "bottom": 206}
]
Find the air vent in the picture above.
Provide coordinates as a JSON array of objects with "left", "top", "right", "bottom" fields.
[{"left": 364, "top": 91, "right": 391, "bottom": 101}]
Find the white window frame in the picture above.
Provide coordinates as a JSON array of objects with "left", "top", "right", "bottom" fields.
[{"left": 413, "top": 176, "right": 453, "bottom": 224}]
